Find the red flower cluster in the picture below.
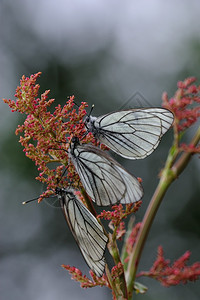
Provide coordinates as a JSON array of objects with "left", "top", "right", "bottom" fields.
[
  {"left": 111, "top": 262, "right": 124, "bottom": 280},
  {"left": 3, "top": 72, "right": 95, "bottom": 201},
  {"left": 162, "top": 77, "right": 200, "bottom": 134},
  {"left": 62, "top": 265, "right": 109, "bottom": 288},
  {"left": 137, "top": 246, "right": 200, "bottom": 287},
  {"left": 180, "top": 143, "right": 200, "bottom": 154},
  {"left": 98, "top": 202, "right": 142, "bottom": 240},
  {"left": 98, "top": 203, "right": 142, "bottom": 227}
]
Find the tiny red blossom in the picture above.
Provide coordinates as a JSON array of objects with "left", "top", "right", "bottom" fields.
[{"left": 111, "top": 262, "right": 124, "bottom": 280}]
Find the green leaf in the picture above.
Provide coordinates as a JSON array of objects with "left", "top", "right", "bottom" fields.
[{"left": 134, "top": 281, "right": 148, "bottom": 294}]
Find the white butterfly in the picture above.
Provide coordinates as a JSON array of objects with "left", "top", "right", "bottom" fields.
[
  {"left": 85, "top": 108, "right": 174, "bottom": 159},
  {"left": 68, "top": 137, "right": 143, "bottom": 206},
  {"left": 56, "top": 187, "right": 108, "bottom": 277}
]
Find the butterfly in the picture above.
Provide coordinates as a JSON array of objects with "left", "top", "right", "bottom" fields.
[
  {"left": 85, "top": 107, "right": 174, "bottom": 159},
  {"left": 68, "top": 137, "right": 143, "bottom": 206},
  {"left": 56, "top": 187, "right": 108, "bottom": 277}
]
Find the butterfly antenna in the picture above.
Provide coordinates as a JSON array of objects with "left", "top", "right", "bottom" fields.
[
  {"left": 22, "top": 192, "right": 59, "bottom": 205},
  {"left": 22, "top": 197, "right": 39, "bottom": 205},
  {"left": 88, "top": 104, "right": 94, "bottom": 117},
  {"left": 84, "top": 104, "right": 95, "bottom": 132}
]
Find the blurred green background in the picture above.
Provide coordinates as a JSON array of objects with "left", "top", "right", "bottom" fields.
[{"left": 1, "top": 1, "right": 200, "bottom": 299}]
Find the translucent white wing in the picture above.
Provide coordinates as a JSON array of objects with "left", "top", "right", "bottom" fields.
[
  {"left": 56, "top": 188, "right": 108, "bottom": 277},
  {"left": 68, "top": 138, "right": 143, "bottom": 206},
  {"left": 86, "top": 108, "right": 174, "bottom": 159}
]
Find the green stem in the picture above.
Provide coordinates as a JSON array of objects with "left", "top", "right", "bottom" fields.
[
  {"left": 121, "top": 217, "right": 135, "bottom": 270},
  {"left": 105, "top": 264, "right": 119, "bottom": 299},
  {"left": 126, "top": 126, "right": 200, "bottom": 297},
  {"left": 108, "top": 232, "right": 128, "bottom": 299}
]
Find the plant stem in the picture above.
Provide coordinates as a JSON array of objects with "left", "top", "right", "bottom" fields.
[
  {"left": 121, "top": 217, "right": 135, "bottom": 270},
  {"left": 126, "top": 126, "right": 200, "bottom": 297},
  {"left": 105, "top": 265, "right": 119, "bottom": 299},
  {"left": 81, "top": 188, "right": 98, "bottom": 217},
  {"left": 108, "top": 233, "right": 128, "bottom": 299}
]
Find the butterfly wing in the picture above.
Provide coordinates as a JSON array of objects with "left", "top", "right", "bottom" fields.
[
  {"left": 89, "top": 108, "right": 174, "bottom": 159},
  {"left": 58, "top": 188, "right": 108, "bottom": 277},
  {"left": 69, "top": 143, "right": 143, "bottom": 206}
]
